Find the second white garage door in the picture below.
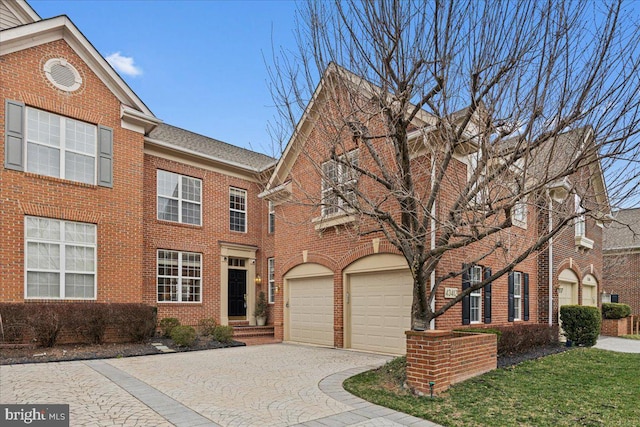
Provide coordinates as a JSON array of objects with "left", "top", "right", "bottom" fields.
[
  {"left": 288, "top": 276, "right": 334, "bottom": 346},
  {"left": 350, "top": 269, "right": 413, "bottom": 355}
]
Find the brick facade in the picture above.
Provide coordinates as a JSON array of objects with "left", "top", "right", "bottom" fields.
[{"left": 603, "top": 250, "right": 640, "bottom": 315}]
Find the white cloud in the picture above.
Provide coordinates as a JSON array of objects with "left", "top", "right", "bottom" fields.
[{"left": 106, "top": 52, "right": 142, "bottom": 77}]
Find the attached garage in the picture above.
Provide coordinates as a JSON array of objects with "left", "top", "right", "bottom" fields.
[
  {"left": 582, "top": 274, "right": 598, "bottom": 307},
  {"left": 345, "top": 254, "right": 412, "bottom": 355},
  {"left": 285, "top": 264, "right": 334, "bottom": 347}
]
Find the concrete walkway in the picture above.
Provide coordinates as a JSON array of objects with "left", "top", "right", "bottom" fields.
[
  {"left": 0, "top": 344, "right": 441, "bottom": 427},
  {"left": 594, "top": 335, "right": 640, "bottom": 353}
]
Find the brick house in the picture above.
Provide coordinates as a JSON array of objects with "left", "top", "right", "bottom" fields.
[
  {"left": 2, "top": 0, "right": 607, "bottom": 352},
  {"left": 259, "top": 65, "right": 608, "bottom": 354},
  {"left": 1, "top": 0, "right": 276, "bottom": 328},
  {"left": 603, "top": 208, "right": 640, "bottom": 314}
]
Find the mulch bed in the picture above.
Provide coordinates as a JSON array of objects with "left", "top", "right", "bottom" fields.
[
  {"left": 0, "top": 336, "right": 245, "bottom": 365},
  {"left": 497, "top": 344, "right": 571, "bottom": 368}
]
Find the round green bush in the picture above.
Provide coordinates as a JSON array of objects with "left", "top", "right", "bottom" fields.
[
  {"left": 602, "top": 303, "right": 631, "bottom": 319},
  {"left": 560, "top": 305, "right": 601, "bottom": 347},
  {"left": 197, "top": 318, "right": 217, "bottom": 336},
  {"left": 212, "top": 325, "right": 234, "bottom": 343},
  {"left": 159, "top": 317, "right": 181, "bottom": 338},
  {"left": 170, "top": 325, "right": 196, "bottom": 347}
]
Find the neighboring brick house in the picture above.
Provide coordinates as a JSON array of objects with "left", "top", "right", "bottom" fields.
[
  {"left": 260, "top": 65, "right": 608, "bottom": 354},
  {"left": 0, "top": 0, "right": 276, "bottom": 328},
  {"left": 603, "top": 208, "right": 640, "bottom": 314}
]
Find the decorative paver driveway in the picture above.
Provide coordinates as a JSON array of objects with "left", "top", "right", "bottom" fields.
[{"left": 0, "top": 343, "right": 440, "bottom": 426}]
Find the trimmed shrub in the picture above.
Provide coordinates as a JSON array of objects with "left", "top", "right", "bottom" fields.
[
  {"left": 0, "top": 304, "right": 28, "bottom": 343},
  {"left": 602, "top": 303, "right": 631, "bottom": 319},
  {"left": 113, "top": 304, "right": 157, "bottom": 343},
  {"left": 560, "top": 305, "right": 601, "bottom": 347},
  {"left": 159, "top": 317, "right": 181, "bottom": 338},
  {"left": 68, "top": 304, "right": 111, "bottom": 344},
  {"left": 27, "top": 305, "right": 65, "bottom": 348},
  {"left": 495, "top": 324, "right": 559, "bottom": 356},
  {"left": 170, "top": 325, "right": 196, "bottom": 347},
  {"left": 212, "top": 325, "right": 234, "bottom": 343},
  {"left": 197, "top": 318, "right": 217, "bottom": 336},
  {"left": 455, "top": 327, "right": 503, "bottom": 342}
]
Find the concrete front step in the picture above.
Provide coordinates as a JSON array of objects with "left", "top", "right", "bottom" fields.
[{"left": 232, "top": 325, "right": 275, "bottom": 338}]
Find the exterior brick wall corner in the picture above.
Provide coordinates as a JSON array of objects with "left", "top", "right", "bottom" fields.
[
  {"left": 405, "top": 329, "right": 497, "bottom": 396},
  {"left": 601, "top": 318, "right": 630, "bottom": 336}
]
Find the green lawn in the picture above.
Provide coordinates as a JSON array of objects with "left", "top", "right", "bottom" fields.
[{"left": 343, "top": 349, "right": 640, "bottom": 427}]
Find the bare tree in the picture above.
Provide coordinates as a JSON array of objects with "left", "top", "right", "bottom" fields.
[{"left": 267, "top": 0, "right": 640, "bottom": 329}]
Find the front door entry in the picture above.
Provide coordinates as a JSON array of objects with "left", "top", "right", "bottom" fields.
[{"left": 228, "top": 268, "right": 247, "bottom": 317}]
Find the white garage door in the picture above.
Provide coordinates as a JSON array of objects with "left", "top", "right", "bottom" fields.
[
  {"left": 350, "top": 270, "right": 413, "bottom": 355},
  {"left": 288, "top": 276, "right": 334, "bottom": 346},
  {"left": 583, "top": 285, "right": 597, "bottom": 307}
]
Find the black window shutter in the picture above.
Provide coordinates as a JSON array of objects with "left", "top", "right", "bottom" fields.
[
  {"left": 508, "top": 272, "right": 515, "bottom": 322},
  {"left": 98, "top": 125, "right": 113, "bottom": 187},
  {"left": 523, "top": 273, "right": 530, "bottom": 321},
  {"left": 5, "top": 99, "right": 25, "bottom": 171},
  {"left": 611, "top": 294, "right": 619, "bottom": 303},
  {"left": 484, "top": 267, "right": 492, "bottom": 324},
  {"left": 462, "top": 264, "right": 470, "bottom": 325}
]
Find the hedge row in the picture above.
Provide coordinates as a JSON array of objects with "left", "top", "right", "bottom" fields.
[
  {"left": 456, "top": 324, "right": 559, "bottom": 356},
  {"left": 0, "top": 303, "right": 157, "bottom": 347},
  {"left": 602, "top": 303, "right": 632, "bottom": 319}
]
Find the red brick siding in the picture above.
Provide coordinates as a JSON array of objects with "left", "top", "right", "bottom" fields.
[
  {"left": 1, "top": 40, "right": 145, "bottom": 304},
  {"left": 603, "top": 251, "right": 640, "bottom": 315}
]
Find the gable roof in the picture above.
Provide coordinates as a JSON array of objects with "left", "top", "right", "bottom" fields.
[
  {"left": 603, "top": 208, "right": 640, "bottom": 251},
  {"left": 1, "top": 0, "right": 39, "bottom": 29},
  {"left": 147, "top": 124, "right": 276, "bottom": 172},
  {"left": 0, "top": 2, "right": 158, "bottom": 129}
]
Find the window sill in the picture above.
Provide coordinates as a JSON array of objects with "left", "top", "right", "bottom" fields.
[
  {"left": 312, "top": 211, "right": 356, "bottom": 231},
  {"left": 22, "top": 171, "right": 98, "bottom": 188},
  {"left": 156, "top": 219, "right": 203, "bottom": 229},
  {"left": 157, "top": 301, "right": 202, "bottom": 304},
  {"left": 575, "top": 235, "right": 594, "bottom": 250},
  {"left": 512, "top": 219, "right": 527, "bottom": 229}
]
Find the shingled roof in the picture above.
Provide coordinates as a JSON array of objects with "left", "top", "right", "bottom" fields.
[
  {"left": 147, "top": 124, "right": 277, "bottom": 172},
  {"left": 603, "top": 208, "right": 640, "bottom": 251}
]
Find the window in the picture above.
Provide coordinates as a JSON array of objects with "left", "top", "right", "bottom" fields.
[
  {"left": 230, "top": 187, "right": 247, "bottom": 232},
  {"left": 25, "top": 217, "right": 96, "bottom": 299},
  {"left": 157, "top": 250, "right": 201, "bottom": 302},
  {"left": 157, "top": 170, "right": 202, "bottom": 225},
  {"left": 513, "top": 272, "right": 522, "bottom": 320},
  {"left": 321, "top": 149, "right": 359, "bottom": 216},
  {"left": 268, "top": 258, "right": 275, "bottom": 304},
  {"left": 268, "top": 201, "right": 275, "bottom": 233},
  {"left": 575, "top": 194, "right": 585, "bottom": 237},
  {"left": 469, "top": 265, "right": 483, "bottom": 323},
  {"left": 512, "top": 200, "right": 527, "bottom": 227},
  {"left": 467, "top": 151, "right": 486, "bottom": 205},
  {"left": 26, "top": 107, "right": 97, "bottom": 184}
]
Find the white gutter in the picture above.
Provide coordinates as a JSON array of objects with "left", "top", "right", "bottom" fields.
[{"left": 548, "top": 198, "right": 553, "bottom": 326}]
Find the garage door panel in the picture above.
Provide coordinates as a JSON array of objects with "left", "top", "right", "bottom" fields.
[
  {"left": 350, "top": 270, "right": 412, "bottom": 355},
  {"left": 288, "top": 276, "right": 333, "bottom": 346}
]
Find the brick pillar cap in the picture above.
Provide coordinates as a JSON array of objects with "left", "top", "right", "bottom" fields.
[{"left": 405, "top": 329, "right": 452, "bottom": 338}]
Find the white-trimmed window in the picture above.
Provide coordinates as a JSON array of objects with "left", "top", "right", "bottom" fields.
[
  {"left": 157, "top": 170, "right": 202, "bottom": 225},
  {"left": 25, "top": 216, "right": 96, "bottom": 299},
  {"left": 321, "top": 149, "right": 359, "bottom": 216},
  {"left": 469, "top": 265, "right": 483, "bottom": 323},
  {"left": 512, "top": 200, "right": 527, "bottom": 227},
  {"left": 575, "top": 194, "right": 585, "bottom": 237},
  {"left": 513, "top": 271, "right": 522, "bottom": 320},
  {"left": 268, "top": 258, "right": 275, "bottom": 304},
  {"left": 157, "top": 250, "right": 201, "bottom": 303},
  {"left": 268, "top": 201, "right": 275, "bottom": 233},
  {"left": 230, "top": 187, "right": 247, "bottom": 232},
  {"left": 26, "top": 107, "right": 97, "bottom": 184},
  {"left": 467, "top": 150, "right": 486, "bottom": 205}
]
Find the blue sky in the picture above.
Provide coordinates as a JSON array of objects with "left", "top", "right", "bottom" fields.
[{"left": 30, "top": 0, "right": 300, "bottom": 156}]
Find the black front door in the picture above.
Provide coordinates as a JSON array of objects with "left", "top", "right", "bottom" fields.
[{"left": 228, "top": 269, "right": 247, "bottom": 317}]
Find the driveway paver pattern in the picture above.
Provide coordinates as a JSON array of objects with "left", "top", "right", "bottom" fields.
[{"left": 0, "top": 343, "right": 440, "bottom": 426}]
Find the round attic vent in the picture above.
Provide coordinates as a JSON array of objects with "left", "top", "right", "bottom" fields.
[{"left": 44, "top": 58, "right": 82, "bottom": 92}]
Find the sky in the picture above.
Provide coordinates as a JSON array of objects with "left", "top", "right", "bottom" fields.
[{"left": 30, "top": 0, "right": 300, "bottom": 157}]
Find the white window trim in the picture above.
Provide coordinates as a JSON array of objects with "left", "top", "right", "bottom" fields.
[
  {"left": 513, "top": 271, "right": 522, "bottom": 321},
  {"left": 25, "top": 107, "right": 97, "bottom": 185},
  {"left": 24, "top": 217, "right": 97, "bottom": 300},
  {"left": 469, "top": 265, "right": 483, "bottom": 324},
  {"left": 157, "top": 170, "right": 202, "bottom": 226},
  {"left": 321, "top": 149, "right": 359, "bottom": 217},
  {"left": 267, "top": 257, "right": 275, "bottom": 304},
  {"left": 156, "top": 249, "right": 202, "bottom": 303},
  {"left": 464, "top": 150, "right": 486, "bottom": 206},
  {"left": 512, "top": 200, "right": 527, "bottom": 229},
  {"left": 575, "top": 194, "right": 585, "bottom": 237},
  {"left": 268, "top": 201, "right": 275, "bottom": 234},
  {"left": 230, "top": 187, "right": 248, "bottom": 233}
]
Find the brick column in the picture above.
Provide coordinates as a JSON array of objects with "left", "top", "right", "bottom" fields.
[{"left": 405, "top": 330, "right": 453, "bottom": 395}]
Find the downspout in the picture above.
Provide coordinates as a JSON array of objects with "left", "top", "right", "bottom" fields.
[
  {"left": 430, "top": 153, "right": 436, "bottom": 330},
  {"left": 548, "top": 198, "right": 553, "bottom": 326}
]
